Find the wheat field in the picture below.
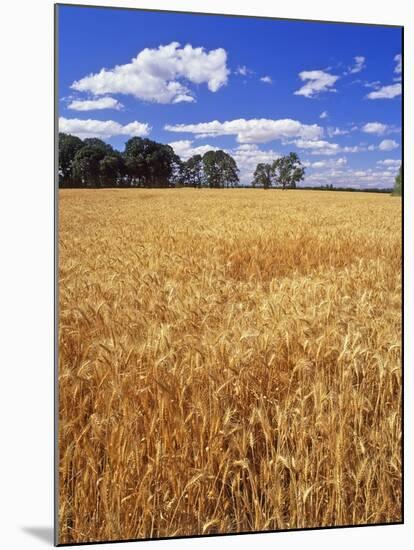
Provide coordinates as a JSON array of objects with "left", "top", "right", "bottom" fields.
[{"left": 58, "top": 188, "right": 402, "bottom": 544}]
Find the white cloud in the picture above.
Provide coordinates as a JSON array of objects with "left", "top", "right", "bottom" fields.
[
  {"left": 296, "top": 138, "right": 368, "bottom": 156},
  {"left": 320, "top": 111, "right": 328, "bottom": 119},
  {"left": 364, "top": 80, "right": 382, "bottom": 89},
  {"left": 377, "top": 159, "right": 401, "bottom": 167},
  {"left": 342, "top": 145, "right": 364, "bottom": 153},
  {"left": 347, "top": 56, "right": 366, "bottom": 74},
  {"left": 294, "top": 70, "right": 339, "bottom": 98},
  {"left": 168, "top": 140, "right": 218, "bottom": 160},
  {"left": 366, "top": 83, "right": 401, "bottom": 99},
  {"left": 309, "top": 157, "right": 347, "bottom": 169},
  {"left": 165, "top": 117, "right": 323, "bottom": 144},
  {"left": 327, "top": 126, "right": 349, "bottom": 137},
  {"left": 59, "top": 117, "right": 150, "bottom": 139},
  {"left": 365, "top": 55, "right": 402, "bottom": 98},
  {"left": 362, "top": 122, "right": 388, "bottom": 135},
  {"left": 294, "top": 139, "right": 341, "bottom": 156},
  {"left": 71, "top": 42, "right": 229, "bottom": 104},
  {"left": 394, "top": 54, "right": 402, "bottom": 75},
  {"left": 68, "top": 96, "right": 123, "bottom": 111},
  {"left": 230, "top": 144, "right": 280, "bottom": 184},
  {"left": 305, "top": 167, "right": 395, "bottom": 189},
  {"left": 260, "top": 76, "right": 273, "bottom": 84},
  {"left": 378, "top": 139, "right": 399, "bottom": 151}
]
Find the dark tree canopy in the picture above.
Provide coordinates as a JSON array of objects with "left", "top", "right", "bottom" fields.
[
  {"left": 203, "top": 150, "right": 239, "bottom": 188},
  {"left": 99, "top": 152, "right": 126, "bottom": 188},
  {"left": 58, "top": 133, "right": 84, "bottom": 186},
  {"left": 72, "top": 145, "right": 107, "bottom": 188},
  {"left": 180, "top": 155, "right": 203, "bottom": 187},
  {"left": 123, "top": 137, "right": 180, "bottom": 187},
  {"left": 82, "top": 138, "right": 114, "bottom": 154},
  {"left": 219, "top": 151, "right": 239, "bottom": 188},
  {"left": 252, "top": 153, "right": 305, "bottom": 189},
  {"left": 123, "top": 137, "right": 149, "bottom": 185},
  {"left": 58, "top": 132, "right": 240, "bottom": 189},
  {"left": 272, "top": 152, "right": 305, "bottom": 189},
  {"left": 252, "top": 163, "right": 273, "bottom": 189},
  {"left": 202, "top": 151, "right": 222, "bottom": 188}
]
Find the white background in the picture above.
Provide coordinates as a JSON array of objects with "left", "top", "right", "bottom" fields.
[{"left": 0, "top": 0, "right": 411, "bottom": 548}]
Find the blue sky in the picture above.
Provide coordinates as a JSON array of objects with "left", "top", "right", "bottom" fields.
[{"left": 58, "top": 5, "right": 402, "bottom": 188}]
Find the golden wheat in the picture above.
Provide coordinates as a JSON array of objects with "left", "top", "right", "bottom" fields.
[{"left": 58, "top": 188, "right": 402, "bottom": 544}]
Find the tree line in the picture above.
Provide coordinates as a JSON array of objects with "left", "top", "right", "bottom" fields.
[
  {"left": 58, "top": 133, "right": 239, "bottom": 189},
  {"left": 59, "top": 132, "right": 307, "bottom": 189},
  {"left": 59, "top": 133, "right": 402, "bottom": 193}
]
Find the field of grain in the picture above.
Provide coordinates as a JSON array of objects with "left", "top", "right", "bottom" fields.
[{"left": 58, "top": 188, "right": 402, "bottom": 544}]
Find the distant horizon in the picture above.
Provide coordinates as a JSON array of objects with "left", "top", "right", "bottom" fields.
[
  {"left": 58, "top": 5, "right": 402, "bottom": 189},
  {"left": 58, "top": 129, "right": 399, "bottom": 190}
]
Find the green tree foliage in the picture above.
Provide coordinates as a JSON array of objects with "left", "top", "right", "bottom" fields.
[
  {"left": 72, "top": 145, "right": 110, "bottom": 188},
  {"left": 393, "top": 165, "right": 402, "bottom": 196},
  {"left": 124, "top": 137, "right": 151, "bottom": 186},
  {"left": 252, "top": 163, "right": 273, "bottom": 189},
  {"left": 58, "top": 133, "right": 84, "bottom": 187},
  {"left": 148, "top": 143, "right": 181, "bottom": 187},
  {"left": 272, "top": 152, "right": 305, "bottom": 189},
  {"left": 220, "top": 151, "right": 239, "bottom": 188},
  {"left": 123, "top": 138, "right": 180, "bottom": 187},
  {"left": 202, "top": 150, "right": 239, "bottom": 188},
  {"left": 202, "top": 151, "right": 222, "bottom": 188},
  {"left": 180, "top": 155, "right": 204, "bottom": 187},
  {"left": 99, "top": 152, "right": 126, "bottom": 188},
  {"left": 82, "top": 138, "right": 114, "bottom": 154},
  {"left": 252, "top": 153, "right": 305, "bottom": 189},
  {"left": 58, "top": 132, "right": 239, "bottom": 189}
]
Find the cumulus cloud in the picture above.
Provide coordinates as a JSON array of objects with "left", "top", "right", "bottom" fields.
[
  {"left": 362, "top": 122, "right": 388, "bottom": 135},
  {"left": 377, "top": 159, "right": 401, "bottom": 167},
  {"left": 305, "top": 167, "right": 396, "bottom": 189},
  {"left": 294, "top": 139, "right": 341, "bottom": 155},
  {"left": 308, "top": 157, "right": 347, "bottom": 169},
  {"left": 68, "top": 96, "right": 123, "bottom": 111},
  {"left": 327, "top": 126, "right": 349, "bottom": 137},
  {"left": 346, "top": 56, "right": 366, "bottom": 75},
  {"left": 168, "top": 140, "right": 218, "bottom": 160},
  {"left": 296, "top": 138, "right": 367, "bottom": 156},
  {"left": 71, "top": 42, "right": 229, "bottom": 104},
  {"left": 320, "top": 111, "right": 328, "bottom": 119},
  {"left": 378, "top": 139, "right": 399, "bottom": 151},
  {"left": 260, "top": 76, "right": 273, "bottom": 84},
  {"left": 230, "top": 144, "right": 281, "bottom": 184},
  {"left": 366, "top": 83, "right": 401, "bottom": 99},
  {"left": 59, "top": 117, "right": 150, "bottom": 139},
  {"left": 366, "top": 54, "right": 402, "bottom": 98},
  {"left": 342, "top": 145, "right": 365, "bottom": 153},
  {"left": 165, "top": 117, "right": 323, "bottom": 144},
  {"left": 294, "top": 70, "right": 339, "bottom": 98}
]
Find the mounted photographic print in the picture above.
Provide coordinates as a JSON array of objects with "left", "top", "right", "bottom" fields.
[{"left": 55, "top": 3, "right": 403, "bottom": 545}]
